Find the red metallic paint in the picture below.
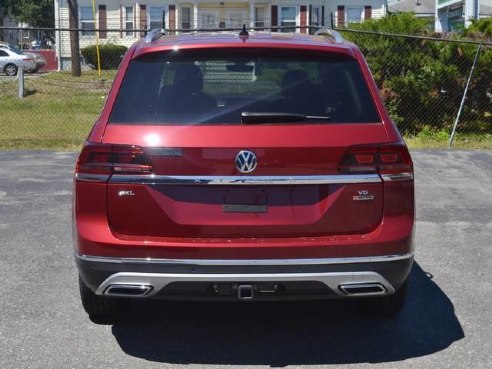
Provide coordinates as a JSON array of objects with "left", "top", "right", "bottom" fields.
[
  {"left": 106, "top": 183, "right": 383, "bottom": 237},
  {"left": 74, "top": 211, "right": 413, "bottom": 259},
  {"left": 101, "top": 124, "right": 389, "bottom": 150},
  {"left": 75, "top": 33, "right": 414, "bottom": 261}
]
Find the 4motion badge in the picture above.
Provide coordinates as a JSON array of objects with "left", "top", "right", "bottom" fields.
[{"left": 353, "top": 190, "right": 375, "bottom": 201}]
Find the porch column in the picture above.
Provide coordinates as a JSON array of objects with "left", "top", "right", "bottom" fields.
[
  {"left": 193, "top": 1, "right": 198, "bottom": 30},
  {"left": 249, "top": 1, "right": 255, "bottom": 29},
  {"left": 464, "top": 0, "right": 475, "bottom": 28}
]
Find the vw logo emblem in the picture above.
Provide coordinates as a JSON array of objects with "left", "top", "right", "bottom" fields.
[{"left": 235, "top": 150, "right": 257, "bottom": 173}]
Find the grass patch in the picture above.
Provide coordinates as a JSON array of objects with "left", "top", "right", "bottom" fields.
[
  {"left": 0, "top": 71, "right": 115, "bottom": 150},
  {"left": 404, "top": 126, "right": 492, "bottom": 149},
  {"left": 405, "top": 133, "right": 492, "bottom": 149}
]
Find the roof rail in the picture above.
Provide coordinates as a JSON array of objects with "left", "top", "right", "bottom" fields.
[
  {"left": 314, "top": 28, "right": 344, "bottom": 44},
  {"left": 144, "top": 28, "right": 165, "bottom": 43}
]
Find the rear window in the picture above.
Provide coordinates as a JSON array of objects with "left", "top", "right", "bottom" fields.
[{"left": 109, "top": 48, "right": 380, "bottom": 125}]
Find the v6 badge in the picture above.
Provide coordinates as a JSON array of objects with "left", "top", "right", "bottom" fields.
[{"left": 353, "top": 190, "right": 375, "bottom": 201}]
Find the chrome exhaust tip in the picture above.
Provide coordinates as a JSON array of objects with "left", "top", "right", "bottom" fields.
[
  {"left": 103, "top": 284, "right": 153, "bottom": 297},
  {"left": 339, "top": 283, "right": 387, "bottom": 296}
]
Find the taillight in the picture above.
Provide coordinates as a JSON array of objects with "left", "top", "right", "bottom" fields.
[
  {"left": 338, "top": 146, "right": 378, "bottom": 174},
  {"left": 377, "top": 144, "right": 413, "bottom": 175},
  {"left": 338, "top": 143, "right": 413, "bottom": 180},
  {"left": 76, "top": 143, "right": 152, "bottom": 181}
]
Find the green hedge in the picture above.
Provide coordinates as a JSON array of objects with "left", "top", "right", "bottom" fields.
[{"left": 81, "top": 44, "right": 128, "bottom": 70}]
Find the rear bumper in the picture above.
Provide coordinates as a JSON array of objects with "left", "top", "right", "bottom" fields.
[{"left": 76, "top": 252, "right": 413, "bottom": 301}]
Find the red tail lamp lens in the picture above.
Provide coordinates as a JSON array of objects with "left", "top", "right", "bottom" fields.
[
  {"left": 379, "top": 153, "right": 398, "bottom": 163},
  {"left": 77, "top": 143, "right": 152, "bottom": 176},
  {"left": 338, "top": 147, "right": 378, "bottom": 173},
  {"left": 355, "top": 154, "right": 375, "bottom": 164},
  {"left": 378, "top": 145, "right": 413, "bottom": 174},
  {"left": 338, "top": 144, "right": 412, "bottom": 175}
]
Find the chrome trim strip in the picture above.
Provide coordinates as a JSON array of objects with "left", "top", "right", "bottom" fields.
[
  {"left": 108, "top": 173, "right": 382, "bottom": 186},
  {"left": 381, "top": 172, "right": 414, "bottom": 181},
  {"left": 76, "top": 252, "right": 414, "bottom": 266},
  {"left": 95, "top": 271, "right": 394, "bottom": 297}
]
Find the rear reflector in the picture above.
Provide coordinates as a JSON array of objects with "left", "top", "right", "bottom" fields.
[
  {"left": 338, "top": 143, "right": 413, "bottom": 179},
  {"left": 76, "top": 143, "right": 152, "bottom": 181}
]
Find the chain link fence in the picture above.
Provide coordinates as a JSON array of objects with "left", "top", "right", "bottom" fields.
[
  {"left": 338, "top": 28, "right": 492, "bottom": 148},
  {"left": 0, "top": 27, "right": 491, "bottom": 149}
]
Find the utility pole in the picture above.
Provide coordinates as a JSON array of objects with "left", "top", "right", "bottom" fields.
[{"left": 68, "top": 0, "right": 81, "bottom": 76}]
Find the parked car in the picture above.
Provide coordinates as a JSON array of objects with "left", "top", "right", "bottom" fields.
[
  {"left": 73, "top": 29, "right": 415, "bottom": 320},
  {"left": 0, "top": 44, "right": 37, "bottom": 76},
  {"left": 24, "top": 51, "right": 46, "bottom": 72}
]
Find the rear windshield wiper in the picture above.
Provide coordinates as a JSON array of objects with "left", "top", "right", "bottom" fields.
[{"left": 241, "top": 112, "right": 331, "bottom": 124}]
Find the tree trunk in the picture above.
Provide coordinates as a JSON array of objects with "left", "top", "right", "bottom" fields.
[{"left": 68, "top": 0, "right": 81, "bottom": 76}]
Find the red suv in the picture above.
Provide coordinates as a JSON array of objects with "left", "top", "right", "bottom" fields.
[{"left": 74, "top": 29, "right": 414, "bottom": 319}]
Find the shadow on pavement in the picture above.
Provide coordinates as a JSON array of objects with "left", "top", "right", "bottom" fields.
[{"left": 110, "top": 262, "right": 464, "bottom": 366}]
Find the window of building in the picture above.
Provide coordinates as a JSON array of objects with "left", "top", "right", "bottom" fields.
[
  {"left": 227, "top": 11, "right": 246, "bottom": 29},
  {"left": 311, "top": 6, "right": 321, "bottom": 27},
  {"left": 149, "top": 7, "right": 166, "bottom": 30},
  {"left": 80, "top": 7, "right": 95, "bottom": 36},
  {"left": 181, "top": 7, "right": 191, "bottom": 29},
  {"left": 255, "top": 7, "right": 265, "bottom": 28},
  {"left": 346, "top": 7, "right": 362, "bottom": 24},
  {"left": 279, "top": 6, "right": 297, "bottom": 32},
  {"left": 200, "top": 11, "right": 218, "bottom": 29},
  {"left": 125, "top": 6, "right": 134, "bottom": 36}
]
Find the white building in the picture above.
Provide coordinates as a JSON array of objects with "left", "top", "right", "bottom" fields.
[
  {"left": 388, "top": 0, "right": 435, "bottom": 19},
  {"left": 0, "top": 11, "right": 37, "bottom": 48},
  {"left": 435, "top": 0, "right": 492, "bottom": 31},
  {"left": 54, "top": 0, "right": 386, "bottom": 69}
]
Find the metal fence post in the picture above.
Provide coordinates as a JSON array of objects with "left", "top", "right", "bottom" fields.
[
  {"left": 17, "top": 67, "right": 25, "bottom": 99},
  {"left": 448, "top": 43, "right": 482, "bottom": 148}
]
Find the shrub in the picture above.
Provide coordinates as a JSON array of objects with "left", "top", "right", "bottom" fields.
[
  {"left": 465, "top": 18, "right": 492, "bottom": 39},
  {"left": 340, "top": 13, "right": 492, "bottom": 136},
  {"left": 81, "top": 44, "right": 128, "bottom": 70}
]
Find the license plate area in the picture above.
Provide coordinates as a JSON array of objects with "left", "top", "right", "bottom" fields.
[{"left": 223, "top": 188, "right": 268, "bottom": 213}]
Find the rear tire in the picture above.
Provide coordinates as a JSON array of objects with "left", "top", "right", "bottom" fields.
[
  {"left": 5, "top": 64, "right": 18, "bottom": 76},
  {"left": 361, "top": 278, "right": 409, "bottom": 316},
  {"left": 79, "top": 275, "right": 123, "bottom": 320}
]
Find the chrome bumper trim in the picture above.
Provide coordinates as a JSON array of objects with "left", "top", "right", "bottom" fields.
[
  {"left": 108, "top": 173, "right": 382, "bottom": 186},
  {"left": 95, "top": 271, "right": 395, "bottom": 297},
  {"left": 76, "top": 252, "right": 414, "bottom": 266}
]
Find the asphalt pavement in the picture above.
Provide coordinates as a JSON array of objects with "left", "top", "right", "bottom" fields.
[{"left": 0, "top": 150, "right": 490, "bottom": 369}]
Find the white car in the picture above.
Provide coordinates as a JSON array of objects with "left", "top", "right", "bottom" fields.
[{"left": 0, "top": 45, "right": 37, "bottom": 76}]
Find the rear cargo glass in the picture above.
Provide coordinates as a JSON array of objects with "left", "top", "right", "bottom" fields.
[{"left": 109, "top": 48, "right": 380, "bottom": 124}]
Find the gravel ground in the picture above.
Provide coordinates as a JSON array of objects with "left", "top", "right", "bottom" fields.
[{"left": 0, "top": 149, "right": 490, "bottom": 369}]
